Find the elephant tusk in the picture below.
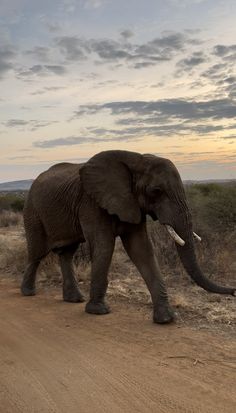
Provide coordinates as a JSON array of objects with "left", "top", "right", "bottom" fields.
[
  {"left": 193, "top": 232, "right": 202, "bottom": 242},
  {"left": 165, "top": 225, "right": 185, "bottom": 246}
]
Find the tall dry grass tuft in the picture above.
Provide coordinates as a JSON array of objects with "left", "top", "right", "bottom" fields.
[
  {"left": 0, "top": 210, "right": 23, "bottom": 227},
  {"left": 0, "top": 223, "right": 90, "bottom": 287},
  {"left": 0, "top": 232, "right": 27, "bottom": 275}
]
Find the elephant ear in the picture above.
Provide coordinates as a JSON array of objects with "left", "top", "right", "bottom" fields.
[{"left": 80, "top": 151, "right": 141, "bottom": 224}]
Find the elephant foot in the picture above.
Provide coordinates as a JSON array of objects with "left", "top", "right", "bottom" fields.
[
  {"left": 153, "top": 305, "right": 175, "bottom": 324},
  {"left": 85, "top": 300, "right": 110, "bottom": 315},
  {"left": 63, "top": 289, "right": 85, "bottom": 303},
  {"left": 21, "top": 285, "right": 36, "bottom": 296}
]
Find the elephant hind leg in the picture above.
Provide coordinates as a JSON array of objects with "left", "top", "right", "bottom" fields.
[
  {"left": 57, "top": 243, "right": 85, "bottom": 303},
  {"left": 21, "top": 216, "right": 48, "bottom": 296},
  {"left": 21, "top": 261, "right": 40, "bottom": 296}
]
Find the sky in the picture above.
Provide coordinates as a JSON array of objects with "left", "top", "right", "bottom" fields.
[{"left": 0, "top": 0, "right": 235, "bottom": 182}]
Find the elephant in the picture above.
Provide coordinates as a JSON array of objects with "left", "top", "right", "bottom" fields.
[{"left": 21, "top": 150, "right": 235, "bottom": 324}]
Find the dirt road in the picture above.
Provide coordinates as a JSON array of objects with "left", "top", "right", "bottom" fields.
[{"left": 0, "top": 278, "right": 235, "bottom": 413}]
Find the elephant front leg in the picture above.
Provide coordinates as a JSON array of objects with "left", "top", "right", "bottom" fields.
[
  {"left": 121, "top": 223, "right": 175, "bottom": 324},
  {"left": 85, "top": 237, "right": 115, "bottom": 315}
]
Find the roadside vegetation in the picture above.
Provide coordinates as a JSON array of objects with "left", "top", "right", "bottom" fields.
[
  {"left": 0, "top": 193, "right": 25, "bottom": 213},
  {"left": 0, "top": 183, "right": 235, "bottom": 328}
]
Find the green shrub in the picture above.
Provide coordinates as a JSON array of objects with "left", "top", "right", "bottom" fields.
[
  {"left": 185, "top": 183, "right": 236, "bottom": 233},
  {"left": 0, "top": 194, "right": 25, "bottom": 212},
  {"left": 10, "top": 197, "right": 25, "bottom": 212}
]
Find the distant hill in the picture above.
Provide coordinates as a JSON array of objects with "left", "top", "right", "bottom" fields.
[
  {"left": 0, "top": 180, "right": 33, "bottom": 192},
  {"left": 0, "top": 178, "right": 235, "bottom": 192},
  {"left": 184, "top": 179, "right": 236, "bottom": 186}
]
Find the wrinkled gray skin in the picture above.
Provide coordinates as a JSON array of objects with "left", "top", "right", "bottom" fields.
[{"left": 21, "top": 150, "right": 235, "bottom": 324}]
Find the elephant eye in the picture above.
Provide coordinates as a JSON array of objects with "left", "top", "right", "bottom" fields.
[
  {"left": 147, "top": 186, "right": 163, "bottom": 197},
  {"left": 153, "top": 187, "right": 163, "bottom": 196}
]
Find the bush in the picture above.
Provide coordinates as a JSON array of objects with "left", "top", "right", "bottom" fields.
[
  {"left": 185, "top": 183, "right": 236, "bottom": 233},
  {"left": 11, "top": 197, "right": 25, "bottom": 212},
  {"left": 0, "top": 194, "right": 25, "bottom": 227},
  {"left": 0, "top": 193, "right": 25, "bottom": 212}
]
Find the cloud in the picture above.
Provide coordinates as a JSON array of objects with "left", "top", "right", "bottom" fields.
[
  {"left": 226, "top": 83, "right": 236, "bottom": 100},
  {"left": 61, "top": 0, "right": 77, "bottom": 13},
  {"left": 168, "top": 0, "right": 207, "bottom": 7},
  {"left": 31, "top": 86, "right": 66, "bottom": 95},
  {"left": 89, "top": 38, "right": 132, "bottom": 60},
  {"left": 201, "top": 63, "right": 225, "bottom": 82},
  {"left": 2, "top": 119, "right": 58, "bottom": 131},
  {"left": 3, "top": 119, "right": 29, "bottom": 128},
  {"left": 133, "top": 61, "right": 157, "bottom": 69},
  {"left": 45, "top": 22, "right": 62, "bottom": 33},
  {"left": 8, "top": 155, "right": 37, "bottom": 160},
  {"left": 25, "top": 46, "right": 51, "bottom": 62},
  {"left": 119, "top": 117, "right": 236, "bottom": 132},
  {"left": 199, "top": 44, "right": 236, "bottom": 92},
  {"left": 83, "top": 0, "right": 109, "bottom": 8},
  {"left": 220, "top": 135, "right": 236, "bottom": 140},
  {"left": 136, "top": 32, "right": 195, "bottom": 54},
  {"left": 0, "top": 42, "right": 16, "bottom": 78},
  {"left": 33, "top": 133, "right": 142, "bottom": 148},
  {"left": 37, "top": 65, "right": 66, "bottom": 75},
  {"left": 176, "top": 51, "right": 206, "bottom": 72},
  {"left": 223, "top": 76, "right": 236, "bottom": 84},
  {"left": 55, "top": 37, "right": 87, "bottom": 61},
  {"left": 34, "top": 136, "right": 92, "bottom": 147},
  {"left": 120, "top": 30, "right": 134, "bottom": 40},
  {"left": 213, "top": 44, "right": 236, "bottom": 59},
  {"left": 55, "top": 31, "right": 201, "bottom": 68},
  {"left": 17, "top": 64, "right": 66, "bottom": 78},
  {"left": 36, "top": 119, "right": 236, "bottom": 150},
  {"left": 90, "top": 121, "right": 236, "bottom": 139},
  {"left": 71, "top": 97, "right": 236, "bottom": 139},
  {"left": 74, "top": 98, "right": 236, "bottom": 121},
  {"left": 201, "top": 49, "right": 236, "bottom": 99}
]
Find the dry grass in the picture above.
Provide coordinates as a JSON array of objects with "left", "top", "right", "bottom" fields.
[
  {"left": 0, "top": 223, "right": 90, "bottom": 288},
  {"left": 0, "top": 210, "right": 23, "bottom": 227},
  {"left": 107, "top": 234, "right": 235, "bottom": 330},
  {"left": 0, "top": 232, "right": 26, "bottom": 274},
  {"left": 0, "top": 209, "right": 235, "bottom": 330},
  {"left": 149, "top": 221, "right": 236, "bottom": 288}
]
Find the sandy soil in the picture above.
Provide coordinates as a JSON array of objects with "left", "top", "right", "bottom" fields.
[{"left": 0, "top": 278, "right": 235, "bottom": 413}]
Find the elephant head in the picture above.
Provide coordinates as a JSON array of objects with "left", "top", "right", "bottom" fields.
[{"left": 81, "top": 150, "right": 235, "bottom": 296}]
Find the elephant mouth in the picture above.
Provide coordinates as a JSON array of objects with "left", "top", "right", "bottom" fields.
[
  {"left": 150, "top": 211, "right": 186, "bottom": 246},
  {"left": 148, "top": 210, "right": 201, "bottom": 247}
]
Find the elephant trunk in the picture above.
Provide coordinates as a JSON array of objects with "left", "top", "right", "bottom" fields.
[{"left": 176, "top": 237, "right": 235, "bottom": 296}]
